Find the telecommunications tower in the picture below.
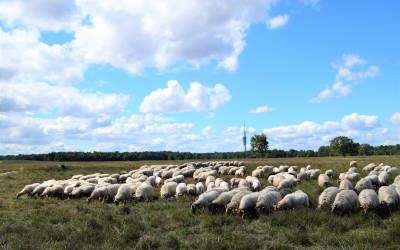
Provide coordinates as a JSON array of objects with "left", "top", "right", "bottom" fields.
[{"left": 242, "top": 122, "right": 247, "bottom": 154}]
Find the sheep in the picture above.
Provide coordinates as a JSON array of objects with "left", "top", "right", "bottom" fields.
[
  {"left": 88, "top": 186, "right": 108, "bottom": 203},
  {"left": 378, "top": 172, "right": 389, "bottom": 186},
  {"left": 64, "top": 181, "right": 82, "bottom": 196},
  {"left": 41, "top": 182, "right": 69, "bottom": 197},
  {"left": 331, "top": 190, "right": 359, "bottom": 215},
  {"left": 205, "top": 175, "right": 216, "bottom": 187},
  {"left": 255, "top": 190, "right": 282, "bottom": 213},
  {"left": 262, "top": 186, "right": 279, "bottom": 192},
  {"left": 310, "top": 169, "right": 321, "bottom": 180},
  {"left": 325, "top": 169, "right": 334, "bottom": 178},
  {"left": 358, "top": 189, "right": 379, "bottom": 213},
  {"left": 70, "top": 184, "right": 96, "bottom": 198},
  {"left": 344, "top": 172, "right": 361, "bottom": 182},
  {"left": 187, "top": 184, "right": 197, "bottom": 196},
  {"left": 16, "top": 183, "right": 40, "bottom": 198},
  {"left": 165, "top": 175, "right": 184, "bottom": 183},
  {"left": 215, "top": 178, "right": 224, "bottom": 187},
  {"left": 219, "top": 181, "right": 230, "bottom": 191},
  {"left": 135, "top": 183, "right": 154, "bottom": 201},
  {"left": 103, "top": 184, "right": 121, "bottom": 202},
  {"left": 378, "top": 186, "right": 399, "bottom": 210},
  {"left": 276, "top": 190, "right": 309, "bottom": 210},
  {"left": 238, "top": 192, "right": 260, "bottom": 218},
  {"left": 195, "top": 182, "right": 205, "bottom": 195},
  {"left": 318, "top": 187, "right": 340, "bottom": 209},
  {"left": 226, "top": 190, "right": 252, "bottom": 214},
  {"left": 277, "top": 178, "right": 296, "bottom": 189},
  {"left": 145, "top": 176, "right": 156, "bottom": 186},
  {"left": 155, "top": 176, "right": 164, "bottom": 187},
  {"left": 230, "top": 178, "right": 241, "bottom": 187},
  {"left": 297, "top": 171, "right": 310, "bottom": 182},
  {"left": 363, "top": 163, "right": 376, "bottom": 172},
  {"left": 246, "top": 176, "right": 261, "bottom": 191},
  {"left": 191, "top": 189, "right": 224, "bottom": 214},
  {"left": 207, "top": 182, "right": 216, "bottom": 191},
  {"left": 252, "top": 169, "right": 264, "bottom": 178},
  {"left": 279, "top": 165, "right": 289, "bottom": 172},
  {"left": 210, "top": 188, "right": 246, "bottom": 213},
  {"left": 387, "top": 167, "right": 400, "bottom": 175},
  {"left": 365, "top": 175, "right": 379, "bottom": 186},
  {"left": 394, "top": 175, "right": 400, "bottom": 186},
  {"left": 176, "top": 183, "right": 187, "bottom": 197},
  {"left": 113, "top": 183, "right": 139, "bottom": 204},
  {"left": 354, "top": 178, "right": 373, "bottom": 193},
  {"left": 349, "top": 161, "right": 358, "bottom": 168},
  {"left": 238, "top": 179, "right": 250, "bottom": 189},
  {"left": 160, "top": 181, "right": 178, "bottom": 199},
  {"left": 339, "top": 179, "right": 353, "bottom": 190},
  {"left": 235, "top": 167, "right": 245, "bottom": 177},
  {"left": 31, "top": 180, "right": 56, "bottom": 196},
  {"left": 318, "top": 174, "right": 331, "bottom": 188},
  {"left": 348, "top": 167, "right": 358, "bottom": 173}
]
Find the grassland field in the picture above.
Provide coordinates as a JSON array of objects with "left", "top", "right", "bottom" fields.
[{"left": 1, "top": 156, "right": 400, "bottom": 249}]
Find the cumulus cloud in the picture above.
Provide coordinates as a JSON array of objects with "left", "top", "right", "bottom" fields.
[
  {"left": 249, "top": 105, "right": 274, "bottom": 113},
  {"left": 0, "top": 81, "right": 129, "bottom": 117},
  {"left": 311, "top": 54, "right": 379, "bottom": 103},
  {"left": 139, "top": 80, "right": 231, "bottom": 113},
  {"left": 390, "top": 112, "right": 400, "bottom": 126},
  {"left": 267, "top": 15, "right": 289, "bottom": 29}
]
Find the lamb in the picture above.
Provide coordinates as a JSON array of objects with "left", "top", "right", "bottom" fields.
[
  {"left": 358, "top": 189, "right": 379, "bottom": 213},
  {"left": 378, "top": 186, "right": 399, "bottom": 210},
  {"left": 325, "top": 169, "right": 334, "bottom": 178},
  {"left": 318, "top": 187, "right": 340, "bottom": 209},
  {"left": 191, "top": 189, "right": 224, "bottom": 214},
  {"left": 16, "top": 183, "right": 40, "bottom": 198},
  {"left": 354, "top": 178, "right": 373, "bottom": 193},
  {"left": 114, "top": 183, "right": 139, "bottom": 204},
  {"left": 176, "top": 183, "right": 187, "bottom": 197},
  {"left": 331, "top": 190, "right": 359, "bottom": 215},
  {"left": 318, "top": 174, "right": 331, "bottom": 188},
  {"left": 238, "top": 192, "right": 260, "bottom": 218},
  {"left": 225, "top": 190, "right": 252, "bottom": 214},
  {"left": 255, "top": 190, "right": 282, "bottom": 213},
  {"left": 135, "top": 183, "right": 154, "bottom": 201},
  {"left": 378, "top": 171, "right": 388, "bottom": 186},
  {"left": 160, "top": 181, "right": 178, "bottom": 199},
  {"left": 195, "top": 182, "right": 205, "bottom": 195},
  {"left": 276, "top": 190, "right": 309, "bottom": 210},
  {"left": 339, "top": 179, "right": 353, "bottom": 190}
]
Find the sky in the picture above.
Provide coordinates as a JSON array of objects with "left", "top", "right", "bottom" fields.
[{"left": 0, "top": 0, "right": 399, "bottom": 154}]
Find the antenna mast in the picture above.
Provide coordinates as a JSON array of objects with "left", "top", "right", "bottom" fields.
[{"left": 242, "top": 122, "right": 247, "bottom": 156}]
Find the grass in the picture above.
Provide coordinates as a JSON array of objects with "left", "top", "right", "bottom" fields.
[{"left": 1, "top": 156, "right": 400, "bottom": 249}]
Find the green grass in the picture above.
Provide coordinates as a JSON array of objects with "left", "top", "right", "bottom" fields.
[{"left": 1, "top": 156, "right": 400, "bottom": 249}]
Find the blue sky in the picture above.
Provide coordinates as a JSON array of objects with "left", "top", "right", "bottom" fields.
[{"left": 0, "top": 0, "right": 399, "bottom": 154}]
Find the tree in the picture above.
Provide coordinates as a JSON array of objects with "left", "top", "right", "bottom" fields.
[
  {"left": 329, "top": 136, "right": 358, "bottom": 157},
  {"left": 250, "top": 133, "right": 269, "bottom": 157},
  {"left": 317, "top": 146, "right": 330, "bottom": 157},
  {"left": 358, "top": 143, "right": 374, "bottom": 156}
]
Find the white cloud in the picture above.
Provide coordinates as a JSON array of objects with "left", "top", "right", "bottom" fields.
[
  {"left": 341, "top": 113, "right": 379, "bottom": 130},
  {"left": 267, "top": 15, "right": 289, "bottom": 29},
  {"left": 139, "top": 80, "right": 231, "bottom": 113},
  {"left": 250, "top": 105, "right": 274, "bottom": 113},
  {"left": 311, "top": 54, "right": 379, "bottom": 103},
  {"left": 390, "top": 112, "right": 400, "bottom": 126},
  {"left": 0, "top": 81, "right": 129, "bottom": 117}
]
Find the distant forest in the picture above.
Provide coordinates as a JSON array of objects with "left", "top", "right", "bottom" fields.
[{"left": 1, "top": 144, "right": 399, "bottom": 161}]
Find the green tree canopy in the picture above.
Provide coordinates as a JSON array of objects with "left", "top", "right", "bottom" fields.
[
  {"left": 358, "top": 143, "right": 374, "bottom": 156},
  {"left": 329, "top": 136, "right": 359, "bottom": 156},
  {"left": 250, "top": 133, "right": 269, "bottom": 157}
]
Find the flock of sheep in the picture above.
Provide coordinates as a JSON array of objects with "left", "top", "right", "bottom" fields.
[{"left": 16, "top": 160, "right": 400, "bottom": 218}]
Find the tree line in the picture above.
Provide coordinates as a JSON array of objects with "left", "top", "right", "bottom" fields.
[{"left": 0, "top": 136, "right": 399, "bottom": 161}]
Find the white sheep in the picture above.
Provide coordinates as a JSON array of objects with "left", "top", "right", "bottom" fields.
[
  {"left": 210, "top": 188, "right": 246, "bottom": 212},
  {"left": 358, "top": 189, "right": 379, "bottom": 213},
  {"left": 318, "top": 186, "right": 340, "bottom": 209},
  {"left": 276, "top": 190, "right": 309, "bottom": 210},
  {"left": 187, "top": 184, "right": 197, "bottom": 195},
  {"left": 339, "top": 179, "right": 353, "bottom": 190},
  {"left": 394, "top": 175, "right": 400, "bottom": 186},
  {"left": 205, "top": 175, "right": 216, "bottom": 187},
  {"left": 318, "top": 174, "right": 331, "bottom": 188},
  {"left": 378, "top": 186, "right": 399, "bottom": 210},
  {"left": 135, "top": 182, "right": 154, "bottom": 201},
  {"left": 349, "top": 161, "right": 358, "bottom": 168},
  {"left": 354, "top": 178, "right": 373, "bottom": 193},
  {"left": 16, "top": 183, "right": 40, "bottom": 198},
  {"left": 176, "top": 183, "right": 188, "bottom": 197},
  {"left": 88, "top": 186, "right": 108, "bottom": 203},
  {"left": 297, "top": 171, "right": 310, "bottom": 182},
  {"left": 70, "top": 184, "right": 96, "bottom": 198},
  {"left": 238, "top": 192, "right": 260, "bottom": 218},
  {"left": 255, "top": 190, "right": 282, "bottom": 213},
  {"left": 114, "top": 183, "right": 139, "bottom": 204},
  {"left": 325, "top": 169, "right": 334, "bottom": 178},
  {"left": 195, "top": 182, "right": 205, "bottom": 195},
  {"left": 277, "top": 178, "right": 296, "bottom": 189},
  {"left": 31, "top": 180, "right": 56, "bottom": 196},
  {"left": 365, "top": 175, "right": 379, "bottom": 186},
  {"left": 252, "top": 169, "right": 264, "bottom": 178},
  {"left": 378, "top": 171, "right": 388, "bottom": 186},
  {"left": 160, "top": 181, "right": 178, "bottom": 199},
  {"left": 225, "top": 190, "right": 252, "bottom": 214},
  {"left": 238, "top": 179, "right": 250, "bottom": 189},
  {"left": 191, "top": 189, "right": 224, "bottom": 213},
  {"left": 363, "top": 163, "right": 376, "bottom": 172},
  {"left": 310, "top": 169, "right": 321, "bottom": 180},
  {"left": 331, "top": 190, "right": 359, "bottom": 215}
]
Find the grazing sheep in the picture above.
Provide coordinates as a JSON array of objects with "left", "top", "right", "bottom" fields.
[
  {"left": 103, "top": 184, "right": 121, "bottom": 202},
  {"left": 339, "top": 179, "right": 353, "bottom": 190},
  {"left": 155, "top": 176, "right": 164, "bottom": 187},
  {"left": 235, "top": 168, "right": 245, "bottom": 177},
  {"left": 252, "top": 169, "right": 264, "bottom": 178},
  {"left": 16, "top": 183, "right": 40, "bottom": 198},
  {"left": 310, "top": 169, "right": 321, "bottom": 180},
  {"left": 355, "top": 178, "right": 373, "bottom": 193},
  {"left": 176, "top": 183, "right": 188, "bottom": 197},
  {"left": 230, "top": 178, "right": 241, "bottom": 187},
  {"left": 238, "top": 192, "right": 260, "bottom": 218},
  {"left": 378, "top": 186, "right": 399, "bottom": 210},
  {"left": 210, "top": 188, "right": 245, "bottom": 212},
  {"left": 113, "top": 183, "right": 138, "bottom": 204},
  {"left": 387, "top": 167, "right": 400, "bottom": 175},
  {"left": 318, "top": 187, "right": 340, "bottom": 209},
  {"left": 276, "top": 190, "right": 309, "bottom": 210},
  {"left": 187, "top": 184, "right": 197, "bottom": 196},
  {"left": 345, "top": 172, "right": 361, "bottom": 182},
  {"left": 325, "top": 169, "right": 334, "bottom": 178},
  {"left": 348, "top": 167, "right": 358, "bottom": 173},
  {"left": 378, "top": 172, "right": 389, "bottom": 186},
  {"left": 365, "top": 175, "right": 379, "bottom": 186},
  {"left": 205, "top": 176, "right": 216, "bottom": 187},
  {"left": 165, "top": 175, "right": 184, "bottom": 183},
  {"left": 41, "top": 182, "right": 69, "bottom": 197},
  {"left": 31, "top": 180, "right": 56, "bottom": 196},
  {"left": 238, "top": 179, "right": 250, "bottom": 189},
  {"left": 246, "top": 176, "right": 261, "bottom": 191},
  {"left": 70, "top": 184, "right": 96, "bottom": 198},
  {"left": 331, "top": 190, "right": 359, "bottom": 215},
  {"left": 160, "top": 181, "right": 178, "bottom": 199},
  {"left": 350, "top": 161, "right": 358, "bottom": 168},
  {"left": 256, "top": 190, "right": 282, "bottom": 213},
  {"left": 226, "top": 190, "right": 252, "bottom": 214},
  {"left": 207, "top": 182, "right": 216, "bottom": 191},
  {"left": 297, "top": 171, "right": 310, "bottom": 182},
  {"left": 277, "top": 178, "right": 296, "bottom": 189},
  {"left": 363, "top": 163, "right": 376, "bottom": 172},
  {"left": 195, "top": 182, "right": 205, "bottom": 195},
  {"left": 219, "top": 181, "right": 230, "bottom": 191},
  {"left": 88, "top": 186, "right": 108, "bottom": 203},
  {"left": 318, "top": 174, "right": 331, "bottom": 188},
  {"left": 191, "top": 190, "right": 224, "bottom": 214},
  {"left": 358, "top": 189, "right": 379, "bottom": 213},
  {"left": 135, "top": 183, "right": 154, "bottom": 201},
  {"left": 394, "top": 175, "right": 400, "bottom": 186}
]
